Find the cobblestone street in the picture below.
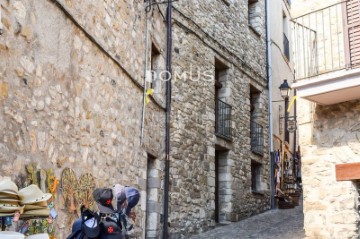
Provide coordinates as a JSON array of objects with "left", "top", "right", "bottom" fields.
[{"left": 189, "top": 203, "right": 304, "bottom": 239}]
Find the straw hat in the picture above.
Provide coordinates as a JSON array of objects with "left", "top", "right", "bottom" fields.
[
  {"left": 18, "top": 185, "right": 52, "bottom": 205},
  {"left": 0, "top": 203, "right": 25, "bottom": 213},
  {"left": 0, "top": 194, "right": 21, "bottom": 201},
  {"left": 20, "top": 208, "right": 50, "bottom": 218},
  {"left": 24, "top": 204, "right": 48, "bottom": 211},
  {"left": 0, "top": 198, "right": 21, "bottom": 205},
  {"left": 0, "top": 179, "right": 20, "bottom": 196},
  {"left": 0, "top": 231, "right": 25, "bottom": 239},
  {"left": 26, "top": 234, "right": 50, "bottom": 239}
]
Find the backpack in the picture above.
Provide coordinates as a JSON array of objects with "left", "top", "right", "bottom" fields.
[{"left": 67, "top": 206, "right": 100, "bottom": 239}]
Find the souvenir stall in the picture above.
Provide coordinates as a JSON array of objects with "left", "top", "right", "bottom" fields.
[
  {"left": 0, "top": 178, "right": 55, "bottom": 239},
  {"left": 273, "top": 137, "right": 302, "bottom": 209}
]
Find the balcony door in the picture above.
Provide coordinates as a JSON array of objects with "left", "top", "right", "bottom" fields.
[{"left": 343, "top": 0, "right": 360, "bottom": 69}]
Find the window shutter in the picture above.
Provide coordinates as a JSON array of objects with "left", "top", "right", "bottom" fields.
[{"left": 344, "top": 0, "right": 360, "bottom": 68}]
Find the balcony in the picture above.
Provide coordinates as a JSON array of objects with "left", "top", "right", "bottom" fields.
[
  {"left": 251, "top": 121, "right": 264, "bottom": 156},
  {"left": 291, "top": 1, "right": 360, "bottom": 105},
  {"left": 215, "top": 98, "right": 232, "bottom": 140}
]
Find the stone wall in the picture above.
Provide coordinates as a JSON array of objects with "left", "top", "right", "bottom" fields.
[
  {"left": 0, "top": 0, "right": 165, "bottom": 238},
  {"left": 298, "top": 98, "right": 360, "bottom": 238},
  {"left": 293, "top": 1, "right": 360, "bottom": 236},
  {"left": 169, "top": 1, "right": 270, "bottom": 238},
  {"left": 0, "top": 0, "right": 270, "bottom": 238}
]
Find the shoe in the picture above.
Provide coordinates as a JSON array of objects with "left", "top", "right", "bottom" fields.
[
  {"left": 127, "top": 224, "right": 133, "bottom": 231},
  {"left": 127, "top": 228, "right": 134, "bottom": 235},
  {"left": 126, "top": 217, "right": 134, "bottom": 229}
]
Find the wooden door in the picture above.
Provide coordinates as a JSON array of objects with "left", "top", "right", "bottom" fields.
[{"left": 343, "top": 0, "right": 360, "bottom": 68}]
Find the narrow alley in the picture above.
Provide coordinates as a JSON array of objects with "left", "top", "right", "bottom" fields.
[{"left": 189, "top": 203, "right": 304, "bottom": 239}]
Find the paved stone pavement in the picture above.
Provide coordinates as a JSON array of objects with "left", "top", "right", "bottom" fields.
[{"left": 189, "top": 203, "right": 304, "bottom": 239}]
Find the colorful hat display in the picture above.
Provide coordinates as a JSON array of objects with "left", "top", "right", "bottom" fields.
[{"left": 0, "top": 179, "right": 52, "bottom": 218}]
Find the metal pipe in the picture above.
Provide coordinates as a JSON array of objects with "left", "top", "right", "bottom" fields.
[
  {"left": 329, "top": 7, "right": 334, "bottom": 70},
  {"left": 140, "top": 0, "right": 151, "bottom": 145},
  {"left": 293, "top": 89, "right": 297, "bottom": 177},
  {"left": 265, "top": 0, "right": 275, "bottom": 209},
  {"left": 162, "top": 0, "right": 172, "bottom": 238},
  {"left": 322, "top": 10, "right": 326, "bottom": 71},
  {"left": 285, "top": 96, "right": 289, "bottom": 143},
  {"left": 301, "top": 18, "right": 306, "bottom": 78}
]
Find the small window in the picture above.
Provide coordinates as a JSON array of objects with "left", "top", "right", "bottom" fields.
[
  {"left": 215, "top": 58, "right": 232, "bottom": 140},
  {"left": 250, "top": 85, "right": 264, "bottom": 155},
  {"left": 251, "top": 160, "right": 262, "bottom": 192},
  {"left": 150, "top": 43, "right": 162, "bottom": 92},
  {"left": 248, "top": 0, "right": 261, "bottom": 34},
  {"left": 283, "top": 12, "right": 290, "bottom": 61}
]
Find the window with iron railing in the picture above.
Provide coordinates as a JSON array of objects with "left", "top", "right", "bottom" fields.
[
  {"left": 283, "top": 33, "right": 290, "bottom": 61},
  {"left": 251, "top": 160, "right": 262, "bottom": 192},
  {"left": 251, "top": 121, "right": 264, "bottom": 156},
  {"left": 215, "top": 98, "right": 232, "bottom": 140}
]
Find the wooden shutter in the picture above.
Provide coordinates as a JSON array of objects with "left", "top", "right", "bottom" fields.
[{"left": 344, "top": 0, "right": 360, "bottom": 68}]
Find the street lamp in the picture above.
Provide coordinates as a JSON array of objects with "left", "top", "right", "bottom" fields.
[
  {"left": 279, "top": 80, "right": 291, "bottom": 142},
  {"left": 279, "top": 79, "right": 291, "bottom": 99}
]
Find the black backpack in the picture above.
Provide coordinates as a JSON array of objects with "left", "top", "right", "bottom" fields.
[
  {"left": 67, "top": 206, "right": 101, "bottom": 239},
  {"left": 66, "top": 217, "right": 85, "bottom": 239}
]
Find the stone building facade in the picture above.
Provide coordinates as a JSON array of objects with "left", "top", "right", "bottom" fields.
[
  {"left": 169, "top": 1, "right": 270, "bottom": 237},
  {"left": 292, "top": 0, "right": 360, "bottom": 238},
  {"left": 0, "top": 1, "right": 166, "bottom": 238},
  {"left": 269, "top": 0, "right": 295, "bottom": 137},
  {"left": 296, "top": 99, "right": 360, "bottom": 238},
  {"left": 0, "top": 0, "right": 270, "bottom": 238},
  {"left": 268, "top": 0, "right": 297, "bottom": 204}
]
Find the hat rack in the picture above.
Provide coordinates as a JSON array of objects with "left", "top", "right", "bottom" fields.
[{"left": 0, "top": 169, "right": 58, "bottom": 238}]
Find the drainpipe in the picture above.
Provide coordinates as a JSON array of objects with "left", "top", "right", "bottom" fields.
[
  {"left": 163, "top": 0, "right": 172, "bottom": 238},
  {"left": 293, "top": 89, "right": 297, "bottom": 177},
  {"left": 140, "top": 0, "right": 151, "bottom": 144},
  {"left": 265, "top": 0, "right": 275, "bottom": 209}
]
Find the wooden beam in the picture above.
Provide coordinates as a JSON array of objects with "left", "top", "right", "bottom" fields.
[{"left": 336, "top": 162, "right": 360, "bottom": 181}]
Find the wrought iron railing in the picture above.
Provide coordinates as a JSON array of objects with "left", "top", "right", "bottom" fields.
[
  {"left": 291, "top": 2, "right": 351, "bottom": 80},
  {"left": 215, "top": 98, "right": 232, "bottom": 140},
  {"left": 284, "top": 33, "right": 290, "bottom": 61},
  {"left": 251, "top": 121, "right": 264, "bottom": 156}
]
